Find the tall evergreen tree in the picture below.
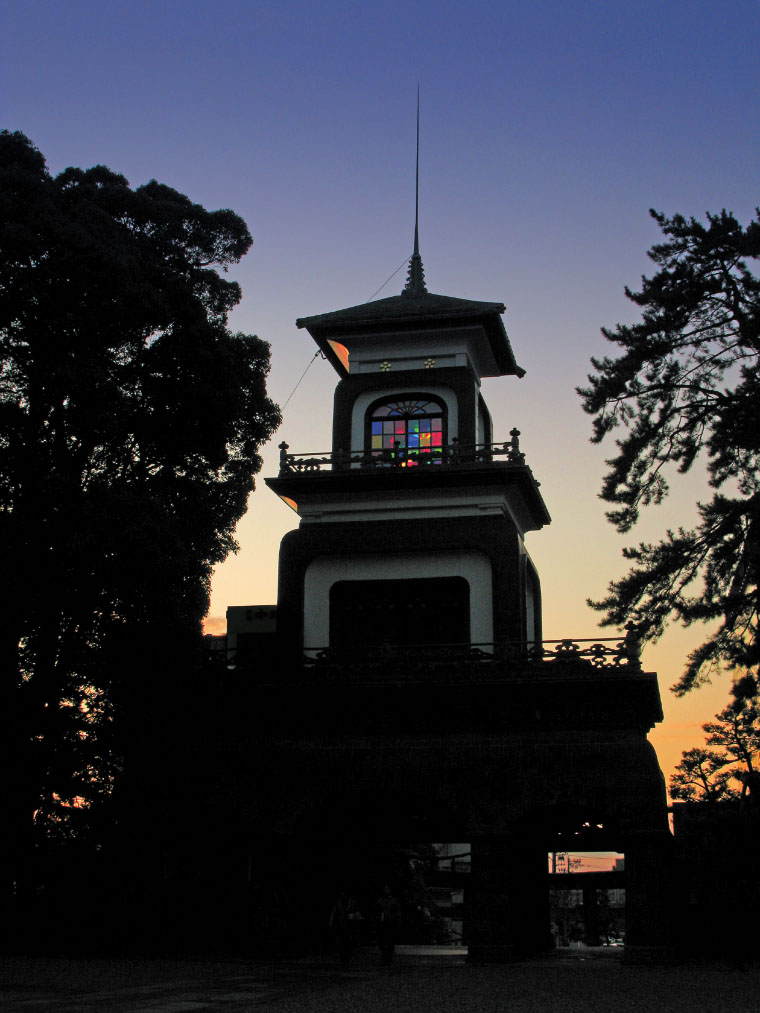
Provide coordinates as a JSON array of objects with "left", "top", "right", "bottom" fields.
[
  {"left": 579, "top": 208, "right": 760, "bottom": 694},
  {"left": 0, "top": 132, "right": 279, "bottom": 881}
]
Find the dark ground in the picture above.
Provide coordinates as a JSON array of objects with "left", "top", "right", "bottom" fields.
[{"left": 1, "top": 947, "right": 758, "bottom": 1012}]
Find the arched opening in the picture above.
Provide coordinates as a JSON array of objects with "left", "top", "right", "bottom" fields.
[{"left": 366, "top": 394, "right": 446, "bottom": 465}]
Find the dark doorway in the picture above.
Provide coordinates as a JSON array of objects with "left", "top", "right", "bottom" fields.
[{"left": 329, "top": 576, "right": 470, "bottom": 648}]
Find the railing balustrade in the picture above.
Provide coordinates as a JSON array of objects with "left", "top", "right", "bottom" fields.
[
  {"left": 217, "top": 628, "right": 643, "bottom": 675},
  {"left": 301, "top": 632, "right": 641, "bottom": 672},
  {"left": 277, "top": 429, "right": 526, "bottom": 475}
]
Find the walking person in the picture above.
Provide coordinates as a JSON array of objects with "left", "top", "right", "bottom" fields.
[
  {"left": 376, "top": 884, "right": 401, "bottom": 966},
  {"left": 329, "top": 889, "right": 363, "bottom": 965}
]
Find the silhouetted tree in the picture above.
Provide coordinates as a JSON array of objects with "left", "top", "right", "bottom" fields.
[
  {"left": 669, "top": 747, "right": 741, "bottom": 803},
  {"left": 579, "top": 209, "right": 760, "bottom": 694},
  {"left": 0, "top": 132, "right": 279, "bottom": 890},
  {"left": 670, "top": 676, "right": 760, "bottom": 802}
]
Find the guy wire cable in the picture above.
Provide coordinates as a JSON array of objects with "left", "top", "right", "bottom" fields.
[{"left": 281, "top": 349, "right": 324, "bottom": 411}]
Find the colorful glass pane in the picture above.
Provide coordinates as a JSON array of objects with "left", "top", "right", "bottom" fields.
[{"left": 368, "top": 397, "right": 445, "bottom": 464}]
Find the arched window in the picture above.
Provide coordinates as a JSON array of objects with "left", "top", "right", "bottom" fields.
[{"left": 367, "top": 396, "right": 445, "bottom": 466}]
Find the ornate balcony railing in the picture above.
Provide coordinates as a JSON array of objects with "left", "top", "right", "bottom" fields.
[
  {"left": 301, "top": 632, "right": 642, "bottom": 675},
  {"left": 210, "top": 626, "right": 661, "bottom": 728},
  {"left": 277, "top": 430, "right": 526, "bottom": 476}
]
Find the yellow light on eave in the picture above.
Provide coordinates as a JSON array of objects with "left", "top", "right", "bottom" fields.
[
  {"left": 280, "top": 495, "right": 298, "bottom": 513},
  {"left": 328, "top": 340, "right": 350, "bottom": 372}
]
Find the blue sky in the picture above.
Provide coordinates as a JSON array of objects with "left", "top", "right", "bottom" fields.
[{"left": 3, "top": 0, "right": 759, "bottom": 779}]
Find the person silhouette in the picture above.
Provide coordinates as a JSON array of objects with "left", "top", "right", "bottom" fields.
[
  {"left": 329, "top": 889, "right": 363, "bottom": 965},
  {"left": 376, "top": 884, "right": 401, "bottom": 966}
]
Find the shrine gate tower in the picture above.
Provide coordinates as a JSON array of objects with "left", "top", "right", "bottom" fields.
[{"left": 223, "top": 220, "right": 670, "bottom": 961}]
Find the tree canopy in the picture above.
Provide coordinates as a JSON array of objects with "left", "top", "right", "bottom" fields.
[
  {"left": 669, "top": 676, "right": 759, "bottom": 803},
  {"left": 579, "top": 208, "right": 760, "bottom": 694},
  {"left": 0, "top": 131, "right": 279, "bottom": 846}
]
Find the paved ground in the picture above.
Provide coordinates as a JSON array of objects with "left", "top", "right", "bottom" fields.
[{"left": 1, "top": 947, "right": 758, "bottom": 1012}]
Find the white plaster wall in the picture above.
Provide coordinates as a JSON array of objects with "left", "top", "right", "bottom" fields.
[
  {"left": 294, "top": 485, "right": 540, "bottom": 535},
  {"left": 350, "top": 385, "right": 459, "bottom": 454},
  {"left": 352, "top": 353, "right": 460, "bottom": 373},
  {"left": 525, "top": 571, "right": 536, "bottom": 644},
  {"left": 345, "top": 325, "right": 500, "bottom": 377},
  {"left": 303, "top": 550, "right": 493, "bottom": 652}
]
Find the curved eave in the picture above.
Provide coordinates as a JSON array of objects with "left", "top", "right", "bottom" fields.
[{"left": 296, "top": 293, "right": 525, "bottom": 379}]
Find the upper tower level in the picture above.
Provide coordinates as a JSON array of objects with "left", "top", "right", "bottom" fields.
[
  {"left": 296, "top": 260, "right": 526, "bottom": 460},
  {"left": 298, "top": 95, "right": 522, "bottom": 387},
  {"left": 296, "top": 285, "right": 525, "bottom": 381},
  {"left": 295, "top": 111, "right": 524, "bottom": 459}
]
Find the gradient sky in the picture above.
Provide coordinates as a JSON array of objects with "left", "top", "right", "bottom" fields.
[{"left": 4, "top": 0, "right": 759, "bottom": 788}]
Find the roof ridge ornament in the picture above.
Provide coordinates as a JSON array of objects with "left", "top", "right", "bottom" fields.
[{"left": 403, "top": 86, "right": 427, "bottom": 298}]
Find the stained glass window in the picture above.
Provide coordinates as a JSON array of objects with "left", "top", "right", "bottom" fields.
[{"left": 367, "top": 398, "right": 445, "bottom": 465}]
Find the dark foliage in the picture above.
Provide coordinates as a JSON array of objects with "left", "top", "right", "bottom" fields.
[
  {"left": 0, "top": 132, "right": 279, "bottom": 862},
  {"left": 579, "top": 209, "right": 760, "bottom": 693},
  {"left": 669, "top": 676, "right": 759, "bottom": 802}
]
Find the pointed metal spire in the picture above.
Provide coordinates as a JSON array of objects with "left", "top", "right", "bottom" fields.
[{"left": 403, "top": 85, "right": 427, "bottom": 297}]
